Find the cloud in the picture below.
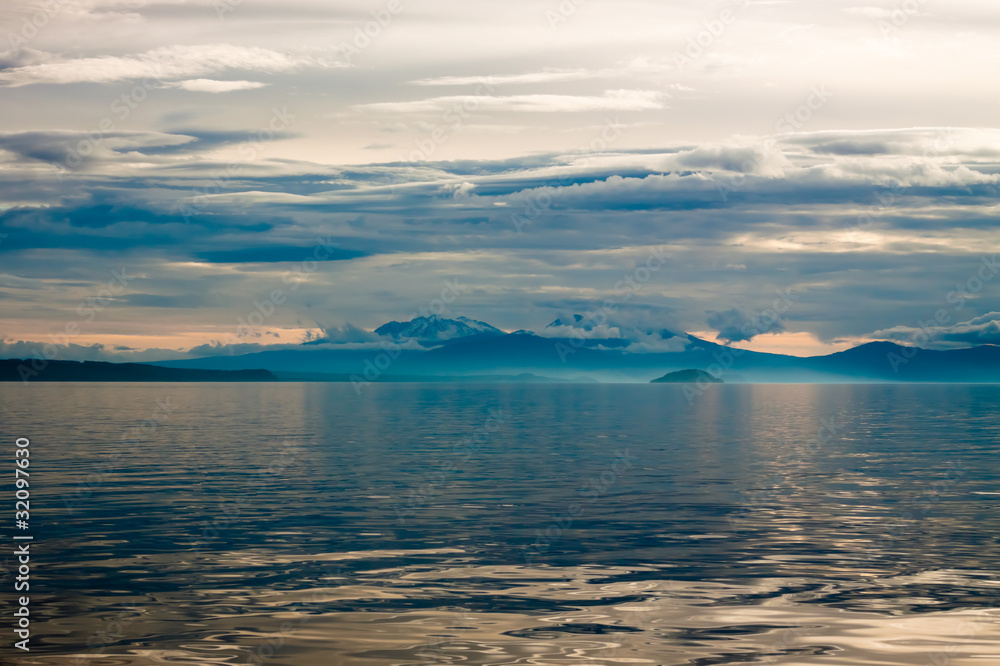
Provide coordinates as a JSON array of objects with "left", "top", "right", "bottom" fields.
[
  {"left": 0, "top": 48, "right": 49, "bottom": 70},
  {"left": 871, "top": 312, "right": 1000, "bottom": 349},
  {"left": 843, "top": 6, "right": 895, "bottom": 20},
  {"left": 311, "top": 322, "right": 379, "bottom": 344},
  {"left": 3, "top": 127, "right": 1000, "bottom": 358},
  {"left": 184, "top": 341, "right": 277, "bottom": 357},
  {"left": 0, "top": 130, "right": 194, "bottom": 166},
  {"left": 784, "top": 128, "right": 1000, "bottom": 161},
  {"left": 0, "top": 331, "right": 413, "bottom": 365},
  {"left": 674, "top": 143, "right": 791, "bottom": 176},
  {"left": 623, "top": 331, "right": 690, "bottom": 354},
  {"left": 411, "top": 70, "right": 595, "bottom": 87},
  {"left": 0, "top": 127, "right": 299, "bottom": 172},
  {"left": 163, "top": 79, "right": 269, "bottom": 93},
  {"left": 707, "top": 307, "right": 786, "bottom": 344},
  {"left": 407, "top": 58, "right": 682, "bottom": 88},
  {"left": 479, "top": 135, "right": 1000, "bottom": 213},
  {"left": 195, "top": 246, "right": 368, "bottom": 264},
  {"left": 0, "top": 44, "right": 337, "bottom": 87},
  {"left": 118, "top": 293, "right": 200, "bottom": 308},
  {"left": 357, "top": 90, "right": 666, "bottom": 114},
  {"left": 536, "top": 323, "right": 624, "bottom": 340},
  {"left": 2, "top": 0, "right": 999, "bottom": 363},
  {"left": 0, "top": 337, "right": 183, "bottom": 363},
  {"left": 534, "top": 310, "right": 691, "bottom": 353}
]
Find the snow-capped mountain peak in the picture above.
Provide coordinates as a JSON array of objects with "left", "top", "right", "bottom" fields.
[{"left": 374, "top": 315, "right": 504, "bottom": 341}]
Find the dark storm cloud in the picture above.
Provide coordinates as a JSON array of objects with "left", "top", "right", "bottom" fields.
[
  {"left": 196, "top": 246, "right": 368, "bottom": 263},
  {"left": 130, "top": 129, "right": 299, "bottom": 155},
  {"left": 0, "top": 193, "right": 287, "bottom": 260},
  {"left": 0, "top": 130, "right": 195, "bottom": 167},
  {"left": 2, "top": 199, "right": 180, "bottom": 230},
  {"left": 118, "top": 293, "right": 205, "bottom": 308},
  {"left": 871, "top": 312, "right": 1000, "bottom": 349},
  {"left": 0, "top": 128, "right": 298, "bottom": 176},
  {"left": 707, "top": 308, "right": 786, "bottom": 344}
]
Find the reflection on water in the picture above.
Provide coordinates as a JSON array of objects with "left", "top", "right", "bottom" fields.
[{"left": 1, "top": 383, "right": 998, "bottom": 665}]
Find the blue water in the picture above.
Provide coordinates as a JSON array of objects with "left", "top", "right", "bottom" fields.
[{"left": 1, "top": 383, "right": 998, "bottom": 665}]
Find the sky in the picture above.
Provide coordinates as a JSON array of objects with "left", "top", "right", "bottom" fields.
[{"left": 1, "top": 0, "right": 999, "bottom": 361}]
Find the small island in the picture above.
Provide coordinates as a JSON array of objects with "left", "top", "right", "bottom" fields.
[{"left": 651, "top": 369, "right": 724, "bottom": 384}]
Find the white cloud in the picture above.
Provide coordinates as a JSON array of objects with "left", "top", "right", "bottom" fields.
[
  {"left": 673, "top": 143, "right": 792, "bottom": 176},
  {"left": 0, "top": 44, "right": 338, "bottom": 87},
  {"left": 536, "top": 324, "right": 624, "bottom": 340},
  {"left": 624, "top": 333, "right": 690, "bottom": 354},
  {"left": 785, "top": 128, "right": 1000, "bottom": 161},
  {"left": 871, "top": 312, "right": 1000, "bottom": 349},
  {"left": 410, "top": 70, "right": 595, "bottom": 87},
  {"left": 408, "top": 58, "right": 683, "bottom": 88},
  {"left": 164, "top": 79, "right": 269, "bottom": 93},
  {"left": 357, "top": 90, "right": 666, "bottom": 114},
  {"left": 843, "top": 6, "right": 895, "bottom": 20}
]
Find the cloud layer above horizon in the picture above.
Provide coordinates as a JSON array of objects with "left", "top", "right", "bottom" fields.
[{"left": 1, "top": 0, "right": 999, "bottom": 361}]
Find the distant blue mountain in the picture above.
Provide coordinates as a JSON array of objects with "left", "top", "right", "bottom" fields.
[
  {"left": 0, "top": 359, "right": 275, "bottom": 382},
  {"left": 144, "top": 315, "right": 1000, "bottom": 383}
]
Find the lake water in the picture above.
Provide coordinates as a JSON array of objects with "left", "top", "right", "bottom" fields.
[{"left": 1, "top": 382, "right": 998, "bottom": 665}]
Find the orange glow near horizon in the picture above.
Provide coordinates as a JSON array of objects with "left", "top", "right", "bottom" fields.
[
  {"left": 0, "top": 328, "right": 875, "bottom": 359},
  {"left": 689, "top": 331, "right": 869, "bottom": 358},
  {"left": 1, "top": 328, "right": 317, "bottom": 355}
]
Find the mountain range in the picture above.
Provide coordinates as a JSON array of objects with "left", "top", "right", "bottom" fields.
[
  {"left": 0, "top": 359, "right": 276, "bottom": 383},
  {"left": 147, "top": 315, "right": 1000, "bottom": 383}
]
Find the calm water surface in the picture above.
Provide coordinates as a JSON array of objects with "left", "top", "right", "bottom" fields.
[{"left": 0, "top": 383, "right": 998, "bottom": 665}]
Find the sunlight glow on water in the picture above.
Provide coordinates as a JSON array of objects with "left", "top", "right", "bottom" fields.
[{"left": 1, "top": 383, "right": 998, "bottom": 665}]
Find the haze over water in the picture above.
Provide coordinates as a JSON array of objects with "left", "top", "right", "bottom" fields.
[{"left": 1, "top": 382, "right": 999, "bottom": 665}]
